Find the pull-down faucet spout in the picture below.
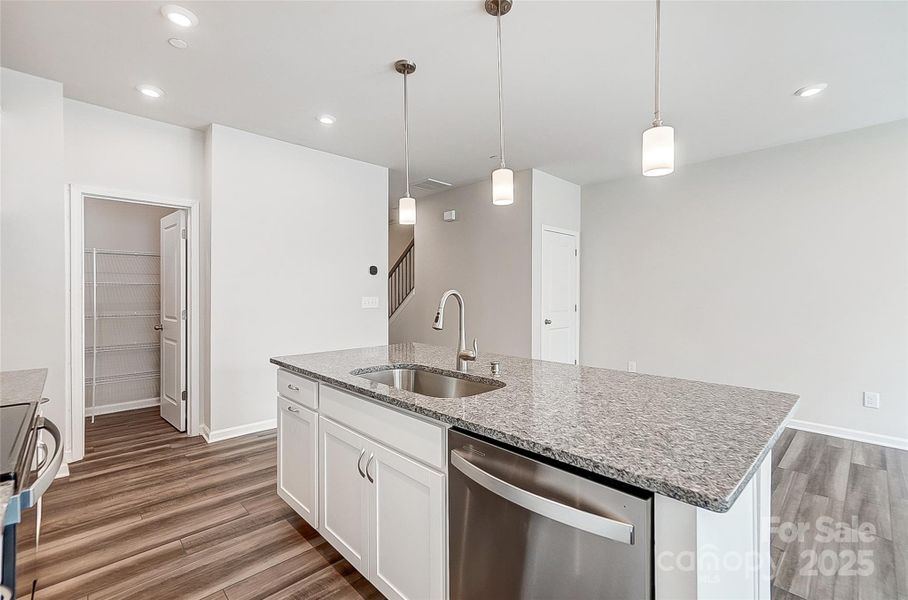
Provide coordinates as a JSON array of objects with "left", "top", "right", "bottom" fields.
[{"left": 432, "top": 289, "right": 478, "bottom": 372}]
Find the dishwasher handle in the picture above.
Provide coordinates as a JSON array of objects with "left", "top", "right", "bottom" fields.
[{"left": 450, "top": 449, "right": 635, "bottom": 545}]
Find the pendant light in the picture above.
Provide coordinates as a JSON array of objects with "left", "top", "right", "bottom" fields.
[
  {"left": 487, "top": 0, "right": 514, "bottom": 205},
  {"left": 395, "top": 59, "right": 417, "bottom": 225},
  {"left": 642, "top": 0, "right": 674, "bottom": 177}
]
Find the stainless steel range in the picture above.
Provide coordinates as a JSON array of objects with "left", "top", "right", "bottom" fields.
[
  {"left": 448, "top": 429, "right": 653, "bottom": 600},
  {"left": 1, "top": 399, "right": 63, "bottom": 600}
]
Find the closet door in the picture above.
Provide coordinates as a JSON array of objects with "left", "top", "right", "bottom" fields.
[{"left": 159, "top": 211, "right": 187, "bottom": 431}]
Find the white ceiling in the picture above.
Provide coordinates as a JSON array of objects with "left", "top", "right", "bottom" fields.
[{"left": 2, "top": 0, "right": 906, "bottom": 208}]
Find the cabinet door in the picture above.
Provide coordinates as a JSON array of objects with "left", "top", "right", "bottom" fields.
[
  {"left": 277, "top": 396, "right": 318, "bottom": 527},
  {"left": 368, "top": 443, "right": 446, "bottom": 600},
  {"left": 320, "top": 416, "right": 369, "bottom": 571}
]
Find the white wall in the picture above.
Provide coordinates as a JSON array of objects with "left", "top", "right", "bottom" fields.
[
  {"left": 580, "top": 121, "right": 908, "bottom": 444},
  {"left": 531, "top": 170, "right": 582, "bottom": 358},
  {"left": 64, "top": 99, "right": 205, "bottom": 200},
  {"left": 0, "top": 71, "right": 206, "bottom": 460},
  {"left": 389, "top": 171, "right": 533, "bottom": 357},
  {"left": 207, "top": 124, "right": 388, "bottom": 434},
  {"left": 84, "top": 198, "right": 177, "bottom": 254},
  {"left": 0, "top": 68, "right": 66, "bottom": 438}
]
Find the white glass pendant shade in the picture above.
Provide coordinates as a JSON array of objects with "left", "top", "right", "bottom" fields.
[
  {"left": 642, "top": 125, "right": 674, "bottom": 177},
  {"left": 398, "top": 196, "right": 416, "bottom": 225},
  {"left": 491, "top": 168, "right": 514, "bottom": 205}
]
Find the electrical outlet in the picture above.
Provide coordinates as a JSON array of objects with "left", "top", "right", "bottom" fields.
[
  {"left": 361, "top": 296, "right": 380, "bottom": 309},
  {"left": 863, "top": 391, "right": 880, "bottom": 409},
  {"left": 627, "top": 360, "right": 637, "bottom": 373}
]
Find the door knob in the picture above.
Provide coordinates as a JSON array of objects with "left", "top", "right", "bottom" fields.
[
  {"left": 154, "top": 324, "right": 164, "bottom": 331},
  {"left": 544, "top": 319, "right": 552, "bottom": 325}
]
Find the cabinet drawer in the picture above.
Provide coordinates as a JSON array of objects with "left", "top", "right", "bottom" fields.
[
  {"left": 277, "top": 369, "right": 318, "bottom": 409},
  {"left": 320, "top": 384, "right": 446, "bottom": 472}
]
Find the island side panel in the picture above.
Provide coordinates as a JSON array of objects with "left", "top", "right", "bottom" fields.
[{"left": 655, "top": 455, "right": 771, "bottom": 600}]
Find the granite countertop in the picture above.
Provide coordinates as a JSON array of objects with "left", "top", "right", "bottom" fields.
[
  {"left": 271, "top": 343, "right": 798, "bottom": 512},
  {"left": 1, "top": 368, "right": 48, "bottom": 406}
]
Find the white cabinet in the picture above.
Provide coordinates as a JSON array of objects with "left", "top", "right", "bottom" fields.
[
  {"left": 369, "top": 442, "right": 446, "bottom": 600},
  {"left": 319, "top": 415, "right": 446, "bottom": 600},
  {"left": 277, "top": 371, "right": 448, "bottom": 600},
  {"left": 320, "top": 416, "right": 370, "bottom": 570},
  {"left": 277, "top": 396, "right": 318, "bottom": 527}
]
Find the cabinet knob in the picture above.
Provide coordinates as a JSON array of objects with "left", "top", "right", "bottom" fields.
[{"left": 154, "top": 324, "right": 164, "bottom": 331}]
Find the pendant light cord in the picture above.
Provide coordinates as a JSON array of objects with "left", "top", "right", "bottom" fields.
[
  {"left": 496, "top": 2, "right": 506, "bottom": 169},
  {"left": 403, "top": 70, "right": 411, "bottom": 198},
  {"left": 653, "top": 0, "right": 662, "bottom": 127}
]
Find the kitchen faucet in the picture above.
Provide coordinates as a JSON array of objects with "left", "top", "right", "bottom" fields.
[{"left": 432, "top": 289, "right": 477, "bottom": 371}]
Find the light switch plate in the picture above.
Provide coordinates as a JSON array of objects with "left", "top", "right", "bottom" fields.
[
  {"left": 361, "top": 296, "right": 380, "bottom": 309},
  {"left": 863, "top": 391, "right": 880, "bottom": 409}
]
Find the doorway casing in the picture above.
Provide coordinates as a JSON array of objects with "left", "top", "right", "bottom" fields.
[{"left": 66, "top": 185, "right": 202, "bottom": 464}]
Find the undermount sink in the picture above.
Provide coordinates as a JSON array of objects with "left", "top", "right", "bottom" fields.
[{"left": 352, "top": 366, "right": 504, "bottom": 399}]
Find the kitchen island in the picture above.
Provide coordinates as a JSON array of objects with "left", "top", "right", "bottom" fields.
[{"left": 271, "top": 343, "right": 798, "bottom": 600}]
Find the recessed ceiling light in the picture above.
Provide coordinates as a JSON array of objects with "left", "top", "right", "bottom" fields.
[
  {"left": 137, "top": 84, "right": 164, "bottom": 98},
  {"left": 318, "top": 114, "right": 337, "bottom": 125},
  {"left": 794, "top": 83, "right": 828, "bottom": 98},
  {"left": 161, "top": 5, "right": 198, "bottom": 28},
  {"left": 168, "top": 38, "right": 188, "bottom": 49}
]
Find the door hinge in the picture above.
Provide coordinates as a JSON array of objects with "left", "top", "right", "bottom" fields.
[
  {"left": 181, "top": 309, "right": 187, "bottom": 320},
  {"left": 181, "top": 228, "right": 187, "bottom": 240},
  {"left": 575, "top": 248, "right": 578, "bottom": 256},
  {"left": 181, "top": 390, "right": 187, "bottom": 402},
  {"left": 574, "top": 304, "right": 578, "bottom": 312}
]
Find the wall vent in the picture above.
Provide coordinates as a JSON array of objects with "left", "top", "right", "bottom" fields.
[{"left": 412, "top": 178, "right": 453, "bottom": 193}]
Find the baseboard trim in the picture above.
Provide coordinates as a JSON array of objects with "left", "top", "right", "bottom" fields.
[
  {"left": 202, "top": 419, "right": 276, "bottom": 443},
  {"left": 86, "top": 397, "right": 160, "bottom": 417},
  {"left": 787, "top": 419, "right": 908, "bottom": 451},
  {"left": 55, "top": 462, "right": 70, "bottom": 479}
]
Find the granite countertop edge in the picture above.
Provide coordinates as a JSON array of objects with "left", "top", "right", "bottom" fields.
[{"left": 270, "top": 355, "right": 798, "bottom": 512}]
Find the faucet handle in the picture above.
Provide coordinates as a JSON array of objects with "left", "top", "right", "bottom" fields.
[{"left": 459, "top": 338, "right": 479, "bottom": 361}]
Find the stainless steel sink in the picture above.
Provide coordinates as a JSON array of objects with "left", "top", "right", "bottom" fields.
[{"left": 352, "top": 366, "right": 504, "bottom": 398}]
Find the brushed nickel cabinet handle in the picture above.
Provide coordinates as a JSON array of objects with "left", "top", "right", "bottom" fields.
[
  {"left": 286, "top": 405, "right": 299, "bottom": 413},
  {"left": 544, "top": 319, "right": 552, "bottom": 325},
  {"left": 287, "top": 383, "right": 300, "bottom": 391},
  {"left": 154, "top": 324, "right": 164, "bottom": 331},
  {"left": 366, "top": 453, "right": 375, "bottom": 483},
  {"left": 357, "top": 449, "right": 366, "bottom": 478}
]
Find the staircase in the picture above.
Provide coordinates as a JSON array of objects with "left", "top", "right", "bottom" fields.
[{"left": 388, "top": 239, "right": 414, "bottom": 318}]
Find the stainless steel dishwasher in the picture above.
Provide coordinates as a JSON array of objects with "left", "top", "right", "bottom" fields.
[{"left": 448, "top": 429, "right": 653, "bottom": 600}]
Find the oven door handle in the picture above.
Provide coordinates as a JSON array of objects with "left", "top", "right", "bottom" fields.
[
  {"left": 450, "top": 449, "right": 635, "bottom": 545},
  {"left": 20, "top": 417, "right": 63, "bottom": 510},
  {"left": 2, "top": 417, "right": 63, "bottom": 527}
]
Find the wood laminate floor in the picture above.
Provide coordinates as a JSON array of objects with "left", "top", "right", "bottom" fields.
[
  {"left": 20, "top": 409, "right": 907, "bottom": 599},
  {"left": 21, "top": 408, "right": 382, "bottom": 600},
  {"left": 771, "top": 428, "right": 908, "bottom": 600}
]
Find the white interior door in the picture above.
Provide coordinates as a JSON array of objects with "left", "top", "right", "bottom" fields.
[
  {"left": 541, "top": 227, "right": 579, "bottom": 364},
  {"left": 159, "top": 210, "right": 187, "bottom": 431}
]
